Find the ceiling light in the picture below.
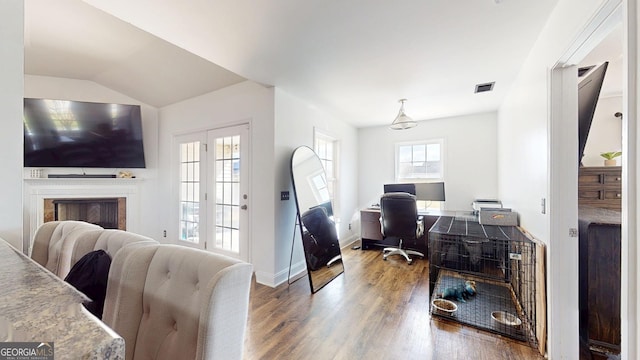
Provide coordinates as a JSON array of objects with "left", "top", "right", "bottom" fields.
[{"left": 390, "top": 99, "right": 417, "bottom": 130}]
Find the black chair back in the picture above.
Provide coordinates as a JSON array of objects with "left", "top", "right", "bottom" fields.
[
  {"left": 380, "top": 192, "right": 418, "bottom": 239},
  {"left": 300, "top": 207, "right": 341, "bottom": 270}
]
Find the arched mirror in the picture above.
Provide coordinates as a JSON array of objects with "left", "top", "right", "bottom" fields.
[{"left": 290, "top": 146, "right": 344, "bottom": 293}]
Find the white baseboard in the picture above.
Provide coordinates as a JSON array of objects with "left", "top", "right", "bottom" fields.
[
  {"left": 255, "top": 259, "right": 307, "bottom": 288},
  {"left": 256, "top": 234, "right": 358, "bottom": 288}
]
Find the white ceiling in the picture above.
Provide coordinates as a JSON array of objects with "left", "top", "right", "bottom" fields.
[
  {"left": 24, "top": 0, "right": 246, "bottom": 107},
  {"left": 25, "top": 0, "right": 562, "bottom": 127}
]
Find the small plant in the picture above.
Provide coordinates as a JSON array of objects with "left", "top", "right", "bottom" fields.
[{"left": 600, "top": 151, "right": 622, "bottom": 160}]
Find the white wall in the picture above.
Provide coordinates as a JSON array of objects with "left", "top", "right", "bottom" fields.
[
  {"left": 497, "top": 0, "right": 609, "bottom": 358},
  {"left": 159, "top": 81, "right": 277, "bottom": 285},
  {"left": 358, "top": 112, "right": 498, "bottom": 213},
  {"left": 273, "top": 88, "right": 358, "bottom": 285},
  {"left": 583, "top": 95, "right": 623, "bottom": 166},
  {"left": 499, "top": 0, "right": 607, "bottom": 241},
  {"left": 23, "top": 75, "right": 160, "bottom": 240},
  {"left": 0, "top": 2, "right": 24, "bottom": 250}
]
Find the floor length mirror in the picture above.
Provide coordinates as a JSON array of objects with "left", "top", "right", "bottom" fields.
[{"left": 290, "top": 146, "right": 344, "bottom": 293}]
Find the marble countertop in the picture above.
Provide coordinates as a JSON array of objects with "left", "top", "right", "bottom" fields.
[{"left": 0, "top": 239, "right": 124, "bottom": 359}]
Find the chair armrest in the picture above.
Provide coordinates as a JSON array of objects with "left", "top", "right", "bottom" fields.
[{"left": 379, "top": 216, "right": 385, "bottom": 237}]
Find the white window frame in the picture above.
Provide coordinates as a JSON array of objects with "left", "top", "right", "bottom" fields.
[
  {"left": 395, "top": 139, "right": 445, "bottom": 182},
  {"left": 314, "top": 129, "right": 340, "bottom": 222},
  {"left": 174, "top": 132, "right": 207, "bottom": 248},
  {"left": 395, "top": 139, "right": 445, "bottom": 211}
]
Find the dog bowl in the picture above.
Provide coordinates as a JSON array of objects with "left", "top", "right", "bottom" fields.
[
  {"left": 431, "top": 299, "right": 458, "bottom": 315},
  {"left": 491, "top": 311, "right": 522, "bottom": 327}
]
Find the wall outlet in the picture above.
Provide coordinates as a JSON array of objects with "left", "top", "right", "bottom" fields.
[
  {"left": 163, "top": 230, "right": 167, "bottom": 237},
  {"left": 280, "top": 191, "right": 290, "bottom": 201}
]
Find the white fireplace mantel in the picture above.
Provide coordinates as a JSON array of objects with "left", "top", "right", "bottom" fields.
[{"left": 23, "top": 178, "right": 143, "bottom": 253}]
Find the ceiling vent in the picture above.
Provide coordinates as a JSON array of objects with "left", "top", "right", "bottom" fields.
[{"left": 474, "top": 82, "right": 495, "bottom": 93}]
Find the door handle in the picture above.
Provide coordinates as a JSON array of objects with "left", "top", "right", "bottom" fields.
[{"left": 241, "top": 204, "right": 248, "bottom": 210}]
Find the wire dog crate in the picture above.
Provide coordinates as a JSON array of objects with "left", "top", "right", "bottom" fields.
[{"left": 429, "top": 214, "right": 538, "bottom": 348}]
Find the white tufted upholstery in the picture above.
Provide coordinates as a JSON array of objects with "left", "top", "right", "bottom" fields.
[
  {"left": 30, "top": 220, "right": 103, "bottom": 277},
  {"left": 69, "top": 229, "right": 157, "bottom": 271},
  {"left": 103, "top": 244, "right": 253, "bottom": 360}
]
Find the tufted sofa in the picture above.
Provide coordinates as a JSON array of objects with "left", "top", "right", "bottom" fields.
[
  {"left": 103, "top": 244, "right": 253, "bottom": 360},
  {"left": 30, "top": 220, "right": 103, "bottom": 277},
  {"left": 68, "top": 229, "right": 157, "bottom": 275}
]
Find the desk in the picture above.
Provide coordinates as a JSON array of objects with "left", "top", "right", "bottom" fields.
[
  {"left": 359, "top": 208, "right": 458, "bottom": 254},
  {"left": 0, "top": 238, "right": 124, "bottom": 359}
]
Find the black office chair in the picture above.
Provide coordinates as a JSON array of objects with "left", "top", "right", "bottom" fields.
[
  {"left": 300, "top": 206, "right": 342, "bottom": 271},
  {"left": 379, "top": 192, "right": 425, "bottom": 264}
]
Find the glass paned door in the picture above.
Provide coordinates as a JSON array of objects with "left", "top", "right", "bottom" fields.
[
  {"left": 207, "top": 124, "right": 249, "bottom": 260},
  {"left": 176, "top": 132, "right": 206, "bottom": 250}
]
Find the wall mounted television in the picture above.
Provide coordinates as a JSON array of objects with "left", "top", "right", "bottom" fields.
[
  {"left": 24, "top": 98, "right": 146, "bottom": 168},
  {"left": 578, "top": 62, "right": 609, "bottom": 166}
]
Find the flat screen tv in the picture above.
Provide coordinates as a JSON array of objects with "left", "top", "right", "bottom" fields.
[
  {"left": 24, "top": 98, "right": 146, "bottom": 168},
  {"left": 578, "top": 62, "right": 608, "bottom": 166}
]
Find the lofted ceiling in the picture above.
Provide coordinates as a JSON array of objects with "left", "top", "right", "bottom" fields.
[
  {"left": 24, "top": 0, "right": 246, "bottom": 108},
  {"left": 26, "top": 0, "right": 563, "bottom": 127}
]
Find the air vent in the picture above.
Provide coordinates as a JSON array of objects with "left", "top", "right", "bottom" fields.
[{"left": 474, "top": 82, "right": 495, "bottom": 93}]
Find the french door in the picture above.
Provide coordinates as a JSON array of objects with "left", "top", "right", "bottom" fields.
[{"left": 177, "top": 124, "right": 250, "bottom": 261}]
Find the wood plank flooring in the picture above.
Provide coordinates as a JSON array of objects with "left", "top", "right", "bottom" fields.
[{"left": 244, "top": 246, "right": 545, "bottom": 360}]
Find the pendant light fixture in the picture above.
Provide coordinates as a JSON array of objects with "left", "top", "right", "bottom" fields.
[{"left": 390, "top": 99, "right": 417, "bottom": 130}]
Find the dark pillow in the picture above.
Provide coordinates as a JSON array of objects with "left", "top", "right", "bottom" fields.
[{"left": 64, "top": 249, "right": 112, "bottom": 319}]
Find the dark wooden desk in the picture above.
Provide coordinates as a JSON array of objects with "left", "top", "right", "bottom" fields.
[{"left": 359, "top": 208, "right": 457, "bottom": 254}]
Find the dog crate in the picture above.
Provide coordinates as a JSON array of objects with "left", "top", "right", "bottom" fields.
[{"left": 429, "top": 214, "right": 540, "bottom": 349}]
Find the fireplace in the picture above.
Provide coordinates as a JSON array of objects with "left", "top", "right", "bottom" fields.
[
  {"left": 24, "top": 177, "right": 140, "bottom": 253},
  {"left": 43, "top": 197, "right": 126, "bottom": 230}
]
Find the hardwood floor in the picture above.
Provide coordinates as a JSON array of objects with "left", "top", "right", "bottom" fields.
[{"left": 244, "top": 246, "right": 545, "bottom": 360}]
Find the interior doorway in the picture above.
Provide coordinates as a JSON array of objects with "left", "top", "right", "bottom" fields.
[{"left": 548, "top": 1, "right": 631, "bottom": 358}]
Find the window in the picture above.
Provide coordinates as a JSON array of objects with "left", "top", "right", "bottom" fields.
[
  {"left": 213, "top": 135, "right": 241, "bottom": 253},
  {"left": 416, "top": 199, "right": 442, "bottom": 211},
  {"left": 396, "top": 140, "right": 444, "bottom": 211},
  {"left": 179, "top": 141, "right": 201, "bottom": 243},
  {"left": 396, "top": 139, "right": 444, "bottom": 182},
  {"left": 314, "top": 130, "right": 339, "bottom": 220},
  {"left": 309, "top": 170, "right": 330, "bottom": 204}
]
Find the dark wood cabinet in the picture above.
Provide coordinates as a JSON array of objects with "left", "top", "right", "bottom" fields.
[
  {"left": 579, "top": 206, "right": 621, "bottom": 358},
  {"left": 578, "top": 166, "right": 622, "bottom": 211}
]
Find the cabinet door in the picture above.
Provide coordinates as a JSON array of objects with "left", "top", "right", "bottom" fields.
[{"left": 586, "top": 225, "right": 621, "bottom": 350}]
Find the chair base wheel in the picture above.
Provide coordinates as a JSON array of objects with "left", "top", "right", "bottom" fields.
[{"left": 381, "top": 244, "right": 424, "bottom": 265}]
